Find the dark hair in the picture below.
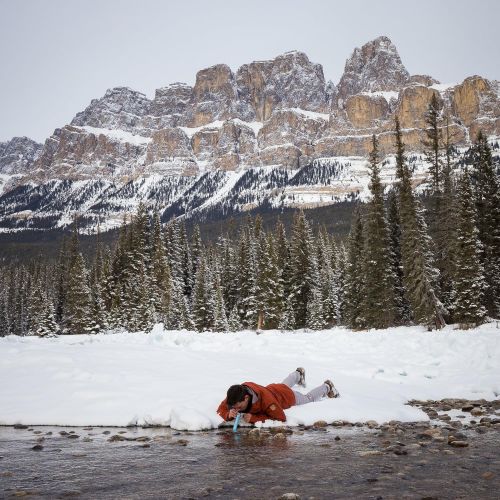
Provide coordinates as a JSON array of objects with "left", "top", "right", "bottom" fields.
[{"left": 227, "top": 385, "right": 248, "bottom": 406}]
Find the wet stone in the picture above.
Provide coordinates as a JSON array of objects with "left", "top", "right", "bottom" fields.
[
  {"left": 449, "top": 441, "right": 469, "bottom": 448},
  {"left": 313, "top": 420, "right": 327, "bottom": 428},
  {"left": 32, "top": 444, "right": 43, "bottom": 451},
  {"left": 174, "top": 439, "right": 189, "bottom": 446},
  {"left": 13, "top": 424, "right": 28, "bottom": 430},
  {"left": 108, "top": 435, "right": 125, "bottom": 442}
]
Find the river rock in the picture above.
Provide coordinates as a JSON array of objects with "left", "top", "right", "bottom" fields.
[
  {"left": 313, "top": 420, "right": 328, "bottom": 428},
  {"left": 108, "top": 434, "right": 125, "bottom": 442},
  {"left": 449, "top": 440, "right": 469, "bottom": 448}
]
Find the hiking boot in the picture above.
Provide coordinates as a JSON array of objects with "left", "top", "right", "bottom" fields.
[
  {"left": 296, "top": 367, "right": 306, "bottom": 388},
  {"left": 324, "top": 379, "right": 339, "bottom": 398}
]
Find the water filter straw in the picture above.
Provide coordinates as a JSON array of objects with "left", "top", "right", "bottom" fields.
[{"left": 232, "top": 412, "right": 241, "bottom": 432}]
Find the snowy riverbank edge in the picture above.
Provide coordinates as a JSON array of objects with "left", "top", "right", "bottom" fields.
[{"left": 1, "top": 322, "right": 499, "bottom": 430}]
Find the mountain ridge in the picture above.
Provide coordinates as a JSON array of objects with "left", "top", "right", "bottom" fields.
[{"left": 1, "top": 36, "right": 499, "bottom": 233}]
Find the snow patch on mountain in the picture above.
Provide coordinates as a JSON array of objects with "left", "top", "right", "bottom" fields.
[{"left": 79, "top": 126, "right": 152, "bottom": 145}]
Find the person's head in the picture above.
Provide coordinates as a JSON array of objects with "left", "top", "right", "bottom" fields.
[{"left": 226, "top": 384, "right": 250, "bottom": 412}]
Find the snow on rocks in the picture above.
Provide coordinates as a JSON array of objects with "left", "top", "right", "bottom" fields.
[{"left": 0, "top": 322, "right": 498, "bottom": 430}]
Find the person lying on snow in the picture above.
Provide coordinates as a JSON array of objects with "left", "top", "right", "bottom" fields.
[{"left": 217, "top": 368, "right": 340, "bottom": 424}]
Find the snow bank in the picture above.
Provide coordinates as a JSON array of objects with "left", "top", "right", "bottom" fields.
[{"left": 0, "top": 323, "right": 499, "bottom": 430}]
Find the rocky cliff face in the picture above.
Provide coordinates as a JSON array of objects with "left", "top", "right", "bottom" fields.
[
  {"left": 337, "top": 36, "right": 410, "bottom": 104},
  {"left": 0, "top": 136, "right": 42, "bottom": 175},
  {"left": 1, "top": 36, "right": 499, "bottom": 232}
]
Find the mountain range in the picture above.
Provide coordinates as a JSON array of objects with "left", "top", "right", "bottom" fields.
[{"left": 1, "top": 35, "right": 499, "bottom": 233}]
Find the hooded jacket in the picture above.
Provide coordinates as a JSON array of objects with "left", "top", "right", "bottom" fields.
[{"left": 217, "top": 381, "right": 295, "bottom": 423}]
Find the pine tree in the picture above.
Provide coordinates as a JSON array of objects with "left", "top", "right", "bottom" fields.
[
  {"left": 236, "top": 227, "right": 258, "bottom": 328},
  {"left": 150, "top": 212, "right": 173, "bottom": 325},
  {"left": 256, "top": 233, "right": 284, "bottom": 329},
  {"left": 228, "top": 304, "right": 242, "bottom": 332},
  {"left": 362, "top": 135, "right": 398, "bottom": 328},
  {"left": 471, "top": 131, "right": 500, "bottom": 317},
  {"left": 289, "top": 210, "right": 317, "bottom": 328},
  {"left": 278, "top": 295, "right": 296, "bottom": 331},
  {"left": 90, "top": 226, "right": 108, "bottom": 333},
  {"left": 333, "top": 241, "right": 347, "bottom": 324},
  {"left": 453, "top": 170, "right": 487, "bottom": 327},
  {"left": 212, "top": 263, "right": 229, "bottom": 332},
  {"left": 306, "top": 285, "right": 325, "bottom": 330},
  {"left": 344, "top": 206, "right": 366, "bottom": 329},
  {"left": 439, "top": 115, "right": 458, "bottom": 317},
  {"left": 318, "top": 229, "right": 337, "bottom": 327},
  {"left": 394, "top": 117, "right": 446, "bottom": 329},
  {"left": 28, "top": 282, "right": 58, "bottom": 337},
  {"left": 423, "top": 93, "right": 443, "bottom": 196},
  {"left": 192, "top": 256, "right": 210, "bottom": 331},
  {"left": 64, "top": 251, "right": 95, "bottom": 334}
]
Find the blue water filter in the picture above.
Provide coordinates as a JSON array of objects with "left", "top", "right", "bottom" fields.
[{"left": 232, "top": 412, "right": 241, "bottom": 432}]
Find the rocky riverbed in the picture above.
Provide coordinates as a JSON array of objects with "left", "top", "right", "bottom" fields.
[{"left": 1, "top": 399, "right": 499, "bottom": 499}]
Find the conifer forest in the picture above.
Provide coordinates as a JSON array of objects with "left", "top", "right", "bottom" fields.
[{"left": 1, "top": 105, "right": 499, "bottom": 337}]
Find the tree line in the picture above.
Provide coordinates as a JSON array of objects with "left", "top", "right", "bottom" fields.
[{"left": 1, "top": 98, "right": 499, "bottom": 336}]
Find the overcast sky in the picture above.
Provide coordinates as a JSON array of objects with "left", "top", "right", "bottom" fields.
[{"left": 1, "top": 0, "right": 499, "bottom": 143}]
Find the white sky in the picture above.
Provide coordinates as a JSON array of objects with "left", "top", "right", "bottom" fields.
[{"left": 1, "top": 0, "right": 499, "bottom": 143}]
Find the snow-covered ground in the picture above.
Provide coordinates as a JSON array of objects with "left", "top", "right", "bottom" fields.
[{"left": 0, "top": 323, "right": 499, "bottom": 430}]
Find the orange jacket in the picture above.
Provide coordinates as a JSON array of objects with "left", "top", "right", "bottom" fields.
[{"left": 217, "top": 381, "right": 295, "bottom": 424}]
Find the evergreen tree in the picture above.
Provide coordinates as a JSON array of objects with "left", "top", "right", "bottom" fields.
[
  {"left": 28, "top": 282, "right": 58, "bottom": 337},
  {"left": 344, "top": 206, "right": 366, "bottom": 329},
  {"left": 423, "top": 93, "right": 443, "bottom": 196},
  {"left": 150, "top": 212, "right": 173, "bottom": 324},
  {"left": 64, "top": 251, "right": 95, "bottom": 334},
  {"left": 471, "top": 132, "right": 500, "bottom": 317},
  {"left": 306, "top": 285, "right": 325, "bottom": 330},
  {"left": 362, "top": 135, "right": 398, "bottom": 328},
  {"left": 387, "top": 190, "right": 411, "bottom": 323},
  {"left": 192, "top": 256, "right": 210, "bottom": 331},
  {"left": 453, "top": 170, "right": 487, "bottom": 327},
  {"left": 439, "top": 115, "right": 458, "bottom": 317},
  {"left": 278, "top": 294, "right": 296, "bottom": 331},
  {"left": 212, "top": 263, "right": 229, "bottom": 332},
  {"left": 394, "top": 117, "right": 446, "bottom": 329},
  {"left": 289, "top": 210, "right": 317, "bottom": 328},
  {"left": 318, "top": 229, "right": 337, "bottom": 327},
  {"left": 228, "top": 304, "right": 242, "bottom": 332},
  {"left": 256, "top": 233, "right": 284, "bottom": 329},
  {"left": 236, "top": 227, "right": 258, "bottom": 328}
]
